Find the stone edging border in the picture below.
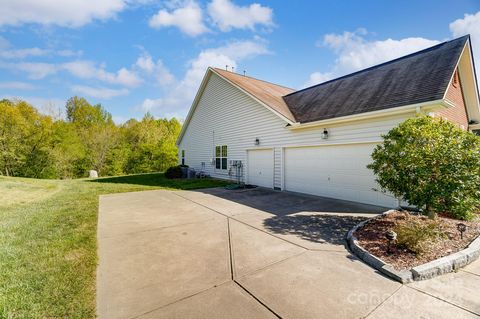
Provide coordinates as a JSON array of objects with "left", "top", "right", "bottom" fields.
[{"left": 346, "top": 210, "right": 480, "bottom": 283}]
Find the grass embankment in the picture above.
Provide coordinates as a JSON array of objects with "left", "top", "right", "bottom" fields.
[{"left": 0, "top": 173, "right": 229, "bottom": 318}]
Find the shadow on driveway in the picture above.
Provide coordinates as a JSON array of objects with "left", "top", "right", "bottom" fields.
[
  {"left": 191, "top": 187, "right": 387, "bottom": 246},
  {"left": 263, "top": 214, "right": 369, "bottom": 245},
  {"left": 194, "top": 187, "right": 387, "bottom": 217}
]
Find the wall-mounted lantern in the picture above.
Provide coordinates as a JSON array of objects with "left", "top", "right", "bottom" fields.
[
  {"left": 321, "top": 128, "right": 329, "bottom": 139},
  {"left": 254, "top": 137, "right": 260, "bottom": 145}
]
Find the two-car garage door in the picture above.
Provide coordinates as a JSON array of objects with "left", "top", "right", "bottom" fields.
[
  {"left": 246, "top": 144, "right": 397, "bottom": 207},
  {"left": 284, "top": 143, "right": 397, "bottom": 207}
]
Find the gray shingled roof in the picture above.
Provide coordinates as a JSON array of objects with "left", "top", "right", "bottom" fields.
[{"left": 283, "top": 35, "right": 469, "bottom": 123}]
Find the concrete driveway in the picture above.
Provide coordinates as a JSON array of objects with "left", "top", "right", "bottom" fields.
[{"left": 97, "top": 188, "right": 480, "bottom": 319}]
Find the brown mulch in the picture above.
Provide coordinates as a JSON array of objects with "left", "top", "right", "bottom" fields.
[{"left": 354, "top": 211, "right": 480, "bottom": 271}]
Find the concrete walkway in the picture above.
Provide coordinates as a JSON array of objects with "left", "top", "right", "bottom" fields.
[{"left": 97, "top": 188, "right": 480, "bottom": 319}]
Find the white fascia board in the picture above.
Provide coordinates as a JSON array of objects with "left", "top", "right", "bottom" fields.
[
  {"left": 442, "top": 41, "right": 466, "bottom": 100},
  {"left": 287, "top": 99, "right": 447, "bottom": 130},
  {"left": 176, "top": 68, "right": 214, "bottom": 146}
]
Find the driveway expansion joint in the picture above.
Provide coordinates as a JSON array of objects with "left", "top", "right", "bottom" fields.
[
  {"left": 364, "top": 285, "right": 403, "bottom": 319},
  {"left": 173, "top": 192, "right": 313, "bottom": 251},
  {"left": 460, "top": 269, "right": 480, "bottom": 277},
  {"left": 128, "top": 280, "right": 233, "bottom": 319},
  {"left": 227, "top": 217, "right": 235, "bottom": 280},
  {"left": 405, "top": 285, "right": 480, "bottom": 316},
  {"left": 233, "top": 280, "right": 283, "bottom": 319}
]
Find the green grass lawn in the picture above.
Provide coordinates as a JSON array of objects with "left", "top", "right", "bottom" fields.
[{"left": 0, "top": 173, "right": 229, "bottom": 318}]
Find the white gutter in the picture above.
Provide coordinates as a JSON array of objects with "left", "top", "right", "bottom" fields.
[{"left": 287, "top": 99, "right": 450, "bottom": 130}]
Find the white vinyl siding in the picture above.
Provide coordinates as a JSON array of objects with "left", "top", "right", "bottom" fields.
[{"left": 178, "top": 73, "right": 415, "bottom": 205}]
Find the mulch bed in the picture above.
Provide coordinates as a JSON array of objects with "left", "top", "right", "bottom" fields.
[{"left": 354, "top": 211, "right": 480, "bottom": 271}]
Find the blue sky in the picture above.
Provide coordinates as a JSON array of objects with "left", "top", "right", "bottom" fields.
[{"left": 0, "top": 0, "right": 479, "bottom": 123}]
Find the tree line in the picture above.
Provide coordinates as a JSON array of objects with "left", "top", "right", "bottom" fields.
[{"left": 0, "top": 97, "right": 181, "bottom": 179}]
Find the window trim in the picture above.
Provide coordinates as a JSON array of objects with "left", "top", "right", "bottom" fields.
[
  {"left": 181, "top": 150, "right": 185, "bottom": 165},
  {"left": 215, "top": 145, "right": 228, "bottom": 170}
]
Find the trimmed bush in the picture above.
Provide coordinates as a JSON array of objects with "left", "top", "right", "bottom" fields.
[
  {"left": 368, "top": 116, "right": 480, "bottom": 220},
  {"left": 394, "top": 218, "right": 446, "bottom": 256},
  {"left": 165, "top": 165, "right": 183, "bottom": 179}
]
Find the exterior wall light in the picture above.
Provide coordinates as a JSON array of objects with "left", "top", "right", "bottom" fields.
[
  {"left": 321, "top": 128, "right": 329, "bottom": 139},
  {"left": 255, "top": 138, "right": 260, "bottom": 145}
]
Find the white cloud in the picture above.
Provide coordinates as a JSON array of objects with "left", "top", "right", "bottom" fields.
[
  {"left": 71, "top": 85, "right": 129, "bottom": 99},
  {"left": 2, "top": 95, "right": 66, "bottom": 118},
  {"left": 139, "top": 38, "right": 269, "bottom": 118},
  {"left": 57, "top": 49, "right": 83, "bottom": 57},
  {"left": 207, "top": 37, "right": 270, "bottom": 59},
  {"left": 0, "top": 62, "right": 58, "bottom": 79},
  {"left": 0, "top": 47, "right": 48, "bottom": 59},
  {"left": 149, "top": 1, "right": 208, "bottom": 37},
  {"left": 0, "top": 36, "right": 83, "bottom": 59},
  {"left": 0, "top": 50, "right": 177, "bottom": 91},
  {"left": 207, "top": 0, "right": 273, "bottom": 32},
  {"left": 0, "top": 81, "right": 36, "bottom": 90},
  {"left": 62, "top": 61, "right": 142, "bottom": 87},
  {"left": 112, "top": 115, "right": 131, "bottom": 124},
  {"left": 303, "top": 72, "right": 332, "bottom": 88},
  {"left": 0, "top": 0, "right": 127, "bottom": 28},
  {"left": 305, "top": 29, "right": 439, "bottom": 87},
  {"left": 450, "top": 11, "right": 480, "bottom": 75},
  {"left": 0, "top": 59, "right": 142, "bottom": 88},
  {"left": 135, "top": 53, "right": 175, "bottom": 86}
]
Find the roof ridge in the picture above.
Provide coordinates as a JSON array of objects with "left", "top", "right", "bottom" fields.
[
  {"left": 284, "top": 35, "right": 470, "bottom": 97},
  {"left": 211, "top": 67, "right": 295, "bottom": 91}
]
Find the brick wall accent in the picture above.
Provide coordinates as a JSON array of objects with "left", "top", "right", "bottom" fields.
[{"left": 435, "top": 69, "right": 469, "bottom": 129}]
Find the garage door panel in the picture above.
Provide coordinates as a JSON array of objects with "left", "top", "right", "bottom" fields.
[
  {"left": 247, "top": 149, "right": 273, "bottom": 188},
  {"left": 284, "top": 144, "right": 396, "bottom": 207}
]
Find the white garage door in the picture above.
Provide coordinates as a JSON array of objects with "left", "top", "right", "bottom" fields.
[
  {"left": 247, "top": 149, "right": 273, "bottom": 188},
  {"left": 284, "top": 144, "right": 397, "bottom": 207}
]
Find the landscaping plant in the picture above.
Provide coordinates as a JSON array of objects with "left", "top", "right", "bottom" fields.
[
  {"left": 394, "top": 217, "right": 446, "bottom": 256},
  {"left": 368, "top": 116, "right": 480, "bottom": 220},
  {"left": 165, "top": 165, "right": 184, "bottom": 179}
]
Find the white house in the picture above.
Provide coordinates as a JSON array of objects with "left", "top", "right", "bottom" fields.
[{"left": 177, "top": 35, "right": 480, "bottom": 207}]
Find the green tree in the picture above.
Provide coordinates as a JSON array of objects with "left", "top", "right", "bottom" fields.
[
  {"left": 368, "top": 116, "right": 480, "bottom": 220},
  {"left": 0, "top": 99, "right": 55, "bottom": 177},
  {"left": 65, "top": 96, "right": 118, "bottom": 177},
  {"left": 49, "top": 120, "right": 85, "bottom": 179},
  {"left": 0, "top": 97, "right": 182, "bottom": 179},
  {"left": 123, "top": 114, "right": 180, "bottom": 173}
]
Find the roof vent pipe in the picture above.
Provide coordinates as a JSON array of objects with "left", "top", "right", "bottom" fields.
[
  {"left": 243, "top": 70, "right": 246, "bottom": 76},
  {"left": 225, "top": 65, "right": 228, "bottom": 71},
  {"left": 232, "top": 66, "right": 235, "bottom": 73}
]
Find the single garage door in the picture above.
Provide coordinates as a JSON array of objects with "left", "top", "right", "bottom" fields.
[
  {"left": 284, "top": 143, "right": 397, "bottom": 207},
  {"left": 247, "top": 149, "right": 274, "bottom": 188}
]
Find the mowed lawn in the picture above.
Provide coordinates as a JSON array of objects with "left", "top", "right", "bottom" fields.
[{"left": 0, "top": 173, "right": 229, "bottom": 318}]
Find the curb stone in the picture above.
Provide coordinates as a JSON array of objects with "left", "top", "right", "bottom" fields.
[{"left": 346, "top": 210, "right": 480, "bottom": 283}]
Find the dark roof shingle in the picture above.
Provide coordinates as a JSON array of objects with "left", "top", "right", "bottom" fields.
[{"left": 283, "top": 36, "right": 469, "bottom": 123}]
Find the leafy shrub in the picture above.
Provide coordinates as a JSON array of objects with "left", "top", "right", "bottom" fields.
[
  {"left": 165, "top": 165, "right": 183, "bottom": 179},
  {"left": 394, "top": 218, "right": 446, "bottom": 256},
  {"left": 368, "top": 116, "right": 480, "bottom": 220}
]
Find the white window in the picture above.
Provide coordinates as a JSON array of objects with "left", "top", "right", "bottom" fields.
[
  {"left": 215, "top": 145, "right": 227, "bottom": 170},
  {"left": 181, "top": 150, "right": 185, "bottom": 165}
]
